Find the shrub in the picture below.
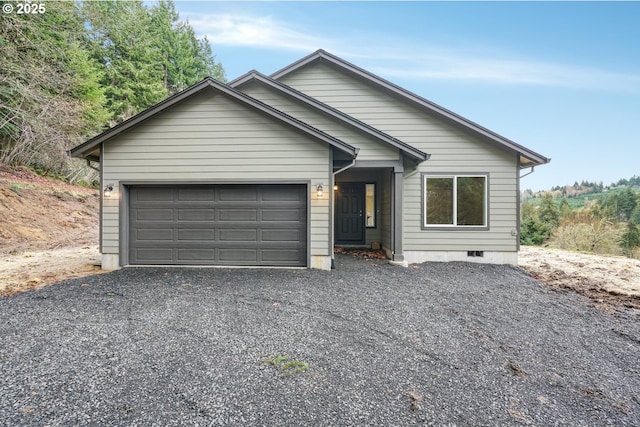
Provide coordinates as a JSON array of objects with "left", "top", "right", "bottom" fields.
[{"left": 549, "top": 219, "right": 622, "bottom": 255}]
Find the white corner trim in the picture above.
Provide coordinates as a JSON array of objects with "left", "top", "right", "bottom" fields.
[{"left": 101, "top": 254, "right": 121, "bottom": 271}]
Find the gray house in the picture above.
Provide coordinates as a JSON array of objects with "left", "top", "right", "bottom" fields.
[{"left": 70, "top": 50, "right": 549, "bottom": 270}]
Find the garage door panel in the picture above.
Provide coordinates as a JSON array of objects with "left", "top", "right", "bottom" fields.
[
  {"left": 261, "top": 249, "right": 305, "bottom": 262},
  {"left": 219, "top": 248, "right": 257, "bottom": 262},
  {"left": 136, "top": 229, "right": 173, "bottom": 241},
  {"left": 219, "top": 187, "right": 257, "bottom": 201},
  {"left": 134, "top": 248, "right": 174, "bottom": 262},
  {"left": 178, "top": 209, "right": 215, "bottom": 221},
  {"left": 177, "top": 188, "right": 215, "bottom": 201},
  {"left": 262, "top": 208, "right": 303, "bottom": 222},
  {"left": 178, "top": 229, "right": 215, "bottom": 241},
  {"left": 135, "top": 209, "right": 173, "bottom": 221},
  {"left": 220, "top": 229, "right": 257, "bottom": 242},
  {"left": 135, "top": 188, "right": 173, "bottom": 202},
  {"left": 219, "top": 209, "right": 257, "bottom": 221},
  {"left": 262, "top": 229, "right": 302, "bottom": 242},
  {"left": 177, "top": 248, "right": 215, "bottom": 261},
  {"left": 261, "top": 187, "right": 304, "bottom": 202},
  {"left": 129, "top": 185, "right": 307, "bottom": 266}
]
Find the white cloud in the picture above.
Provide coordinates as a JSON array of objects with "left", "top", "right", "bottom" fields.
[
  {"left": 369, "top": 49, "right": 640, "bottom": 92},
  {"left": 184, "top": 13, "right": 333, "bottom": 53},
  {"left": 186, "top": 12, "right": 640, "bottom": 93}
]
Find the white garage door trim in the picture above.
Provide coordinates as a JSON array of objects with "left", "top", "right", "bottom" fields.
[{"left": 120, "top": 181, "right": 310, "bottom": 268}]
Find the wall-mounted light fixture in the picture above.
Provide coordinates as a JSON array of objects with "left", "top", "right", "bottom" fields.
[
  {"left": 316, "top": 183, "right": 323, "bottom": 198},
  {"left": 333, "top": 184, "right": 338, "bottom": 191},
  {"left": 104, "top": 184, "right": 114, "bottom": 198}
]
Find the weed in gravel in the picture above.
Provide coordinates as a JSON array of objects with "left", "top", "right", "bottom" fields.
[{"left": 261, "top": 354, "right": 309, "bottom": 376}]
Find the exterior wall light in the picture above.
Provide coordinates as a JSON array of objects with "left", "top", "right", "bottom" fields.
[
  {"left": 316, "top": 183, "right": 323, "bottom": 198},
  {"left": 104, "top": 184, "right": 114, "bottom": 198}
]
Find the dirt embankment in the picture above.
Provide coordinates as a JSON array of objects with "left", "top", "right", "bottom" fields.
[
  {"left": 0, "top": 166, "right": 101, "bottom": 295},
  {"left": 519, "top": 246, "right": 640, "bottom": 311}
]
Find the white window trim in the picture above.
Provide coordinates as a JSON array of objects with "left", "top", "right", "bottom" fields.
[{"left": 422, "top": 174, "right": 488, "bottom": 229}]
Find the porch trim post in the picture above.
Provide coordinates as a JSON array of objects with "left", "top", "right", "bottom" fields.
[{"left": 392, "top": 166, "right": 405, "bottom": 264}]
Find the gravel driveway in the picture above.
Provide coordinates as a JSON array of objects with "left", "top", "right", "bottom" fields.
[{"left": 1, "top": 254, "right": 639, "bottom": 426}]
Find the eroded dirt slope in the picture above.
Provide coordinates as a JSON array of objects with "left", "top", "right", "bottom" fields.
[
  {"left": 0, "top": 166, "right": 101, "bottom": 295},
  {"left": 519, "top": 246, "right": 640, "bottom": 311}
]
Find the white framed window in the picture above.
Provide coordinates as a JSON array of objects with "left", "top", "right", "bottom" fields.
[
  {"left": 422, "top": 174, "right": 487, "bottom": 228},
  {"left": 365, "top": 183, "right": 376, "bottom": 228}
]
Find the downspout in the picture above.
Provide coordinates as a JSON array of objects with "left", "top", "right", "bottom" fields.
[
  {"left": 520, "top": 166, "right": 535, "bottom": 179},
  {"left": 332, "top": 158, "right": 356, "bottom": 177}
]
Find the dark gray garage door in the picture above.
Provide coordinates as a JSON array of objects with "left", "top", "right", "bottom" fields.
[{"left": 128, "top": 184, "right": 307, "bottom": 266}]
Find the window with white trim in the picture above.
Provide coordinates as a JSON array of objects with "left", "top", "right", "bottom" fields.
[{"left": 423, "top": 174, "right": 487, "bottom": 227}]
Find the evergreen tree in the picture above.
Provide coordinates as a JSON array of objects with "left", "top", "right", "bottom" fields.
[
  {"left": 538, "top": 193, "right": 560, "bottom": 227},
  {"left": 520, "top": 200, "right": 553, "bottom": 246},
  {"left": 621, "top": 222, "right": 640, "bottom": 256},
  {"left": 0, "top": 1, "right": 107, "bottom": 173},
  {"left": 149, "top": 1, "right": 225, "bottom": 95},
  {"left": 559, "top": 198, "right": 572, "bottom": 219},
  {"left": 83, "top": 0, "right": 167, "bottom": 122},
  {"left": 631, "top": 205, "right": 640, "bottom": 225}
]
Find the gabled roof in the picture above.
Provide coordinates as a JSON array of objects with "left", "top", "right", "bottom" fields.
[
  {"left": 229, "top": 70, "right": 429, "bottom": 163},
  {"left": 271, "top": 49, "right": 550, "bottom": 168},
  {"left": 69, "top": 77, "right": 358, "bottom": 161}
]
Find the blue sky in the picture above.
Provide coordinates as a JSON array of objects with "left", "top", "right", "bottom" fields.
[{"left": 171, "top": 1, "right": 639, "bottom": 192}]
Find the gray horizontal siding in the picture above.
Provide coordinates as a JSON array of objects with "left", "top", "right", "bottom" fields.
[
  {"left": 102, "top": 91, "right": 331, "bottom": 258},
  {"left": 282, "top": 62, "right": 520, "bottom": 252},
  {"left": 240, "top": 82, "right": 399, "bottom": 161}
]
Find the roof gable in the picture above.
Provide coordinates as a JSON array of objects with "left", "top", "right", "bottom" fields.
[
  {"left": 70, "top": 77, "right": 358, "bottom": 160},
  {"left": 230, "top": 70, "right": 428, "bottom": 163},
  {"left": 271, "top": 49, "right": 550, "bottom": 168}
]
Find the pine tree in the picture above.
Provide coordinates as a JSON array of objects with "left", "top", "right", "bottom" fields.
[
  {"left": 149, "top": 1, "right": 225, "bottom": 95},
  {"left": 0, "top": 1, "right": 107, "bottom": 173},
  {"left": 538, "top": 193, "right": 560, "bottom": 227},
  {"left": 83, "top": 0, "right": 167, "bottom": 122},
  {"left": 621, "top": 222, "right": 640, "bottom": 256}
]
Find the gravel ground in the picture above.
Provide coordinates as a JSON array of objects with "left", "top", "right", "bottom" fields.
[{"left": 1, "top": 255, "right": 639, "bottom": 426}]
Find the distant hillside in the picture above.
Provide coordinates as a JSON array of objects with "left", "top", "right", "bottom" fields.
[{"left": 522, "top": 176, "right": 640, "bottom": 209}]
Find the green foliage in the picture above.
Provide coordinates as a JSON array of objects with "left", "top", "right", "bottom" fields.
[
  {"left": 520, "top": 200, "right": 554, "bottom": 246},
  {"left": 538, "top": 193, "right": 560, "bottom": 226},
  {"left": 522, "top": 184, "right": 640, "bottom": 259},
  {"left": 0, "top": 1, "right": 101, "bottom": 173},
  {"left": 550, "top": 219, "right": 622, "bottom": 256},
  {"left": 520, "top": 216, "right": 553, "bottom": 246},
  {"left": 1, "top": 0, "right": 225, "bottom": 179},
  {"left": 149, "top": 1, "right": 225, "bottom": 95},
  {"left": 261, "top": 354, "right": 309, "bottom": 376},
  {"left": 601, "top": 188, "right": 638, "bottom": 222},
  {"left": 631, "top": 205, "right": 640, "bottom": 225},
  {"left": 83, "top": 0, "right": 168, "bottom": 122},
  {"left": 620, "top": 222, "right": 640, "bottom": 256}
]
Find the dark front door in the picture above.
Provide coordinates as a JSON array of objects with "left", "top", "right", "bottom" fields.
[{"left": 335, "top": 183, "right": 365, "bottom": 244}]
